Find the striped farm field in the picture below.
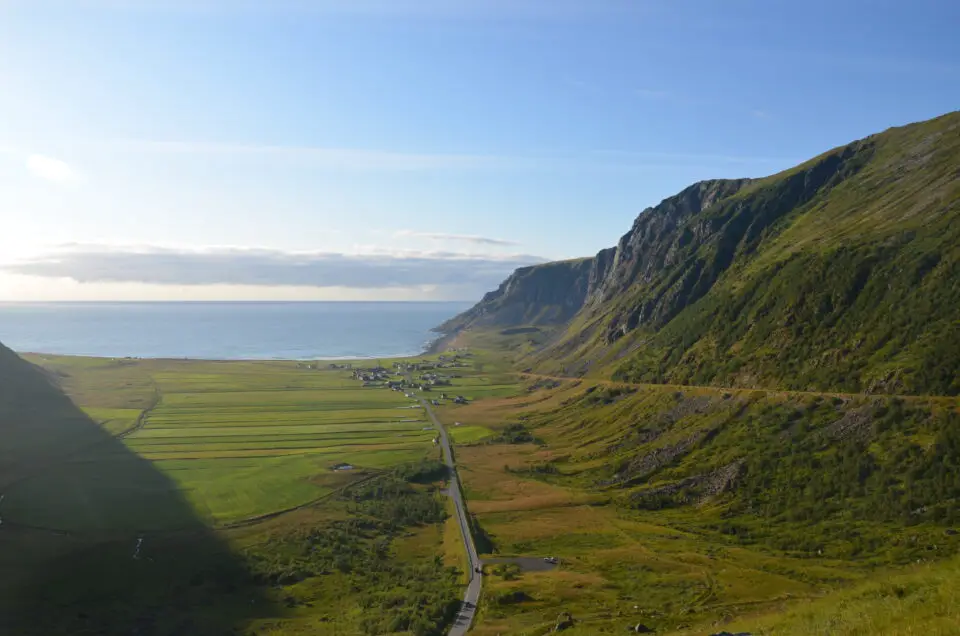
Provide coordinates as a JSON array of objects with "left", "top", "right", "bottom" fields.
[
  {"left": 10, "top": 356, "right": 439, "bottom": 530},
  {"left": 143, "top": 407, "right": 415, "bottom": 427}
]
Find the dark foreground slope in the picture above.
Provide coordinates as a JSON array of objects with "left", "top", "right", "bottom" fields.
[
  {"left": 0, "top": 343, "right": 271, "bottom": 635},
  {"left": 445, "top": 111, "right": 960, "bottom": 395}
]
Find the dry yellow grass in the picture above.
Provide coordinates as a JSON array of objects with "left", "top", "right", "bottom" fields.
[
  {"left": 436, "top": 378, "right": 584, "bottom": 430},
  {"left": 458, "top": 444, "right": 595, "bottom": 515},
  {"left": 449, "top": 379, "right": 879, "bottom": 634}
]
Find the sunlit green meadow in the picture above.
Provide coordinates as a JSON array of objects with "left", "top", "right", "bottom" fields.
[{"left": 12, "top": 356, "right": 439, "bottom": 530}]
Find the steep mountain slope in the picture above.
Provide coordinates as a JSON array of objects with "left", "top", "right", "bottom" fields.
[
  {"left": 439, "top": 179, "right": 752, "bottom": 334},
  {"left": 437, "top": 255, "right": 614, "bottom": 331},
  {"left": 444, "top": 111, "right": 960, "bottom": 395}
]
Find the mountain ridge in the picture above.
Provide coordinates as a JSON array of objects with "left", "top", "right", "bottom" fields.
[
  {"left": 440, "top": 110, "right": 960, "bottom": 395},
  {"left": 437, "top": 178, "right": 753, "bottom": 334}
]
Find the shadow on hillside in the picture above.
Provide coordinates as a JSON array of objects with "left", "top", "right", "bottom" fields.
[{"left": 0, "top": 345, "right": 276, "bottom": 636}]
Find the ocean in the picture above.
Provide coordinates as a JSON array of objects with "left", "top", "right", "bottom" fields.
[{"left": 0, "top": 302, "right": 472, "bottom": 360}]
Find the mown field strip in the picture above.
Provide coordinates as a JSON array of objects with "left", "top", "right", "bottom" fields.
[
  {"left": 159, "top": 391, "right": 409, "bottom": 409},
  {"left": 135, "top": 442, "right": 431, "bottom": 461},
  {"left": 152, "top": 404, "right": 411, "bottom": 413},
  {"left": 131, "top": 429, "right": 429, "bottom": 440},
  {"left": 125, "top": 433, "right": 434, "bottom": 451},
  {"left": 146, "top": 413, "right": 426, "bottom": 431},
  {"left": 152, "top": 446, "right": 431, "bottom": 472},
  {"left": 143, "top": 408, "right": 417, "bottom": 424},
  {"left": 154, "top": 384, "right": 391, "bottom": 392},
  {"left": 147, "top": 404, "right": 416, "bottom": 412},
  {"left": 130, "top": 424, "right": 428, "bottom": 438}
]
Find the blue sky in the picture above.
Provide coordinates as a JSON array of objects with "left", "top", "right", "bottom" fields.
[{"left": 1, "top": 0, "right": 957, "bottom": 300}]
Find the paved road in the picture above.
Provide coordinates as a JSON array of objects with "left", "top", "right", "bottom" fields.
[{"left": 418, "top": 396, "right": 481, "bottom": 636}]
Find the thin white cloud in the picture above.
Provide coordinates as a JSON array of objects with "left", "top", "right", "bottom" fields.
[
  {"left": 106, "top": 140, "right": 520, "bottom": 171},
  {"left": 395, "top": 230, "right": 520, "bottom": 246},
  {"left": 97, "top": 139, "right": 797, "bottom": 173},
  {"left": 635, "top": 88, "right": 670, "bottom": 99},
  {"left": 2, "top": 244, "right": 545, "bottom": 295},
  {"left": 25, "top": 154, "right": 82, "bottom": 184}
]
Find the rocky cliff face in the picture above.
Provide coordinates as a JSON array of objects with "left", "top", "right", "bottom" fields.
[
  {"left": 587, "top": 178, "right": 753, "bottom": 308},
  {"left": 437, "top": 253, "right": 614, "bottom": 332},
  {"left": 438, "top": 179, "right": 750, "bottom": 334},
  {"left": 594, "top": 141, "right": 874, "bottom": 343}
]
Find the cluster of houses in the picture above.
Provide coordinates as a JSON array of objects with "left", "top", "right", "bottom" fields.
[
  {"left": 345, "top": 360, "right": 470, "bottom": 405},
  {"left": 396, "top": 355, "right": 469, "bottom": 372},
  {"left": 418, "top": 371, "right": 451, "bottom": 386},
  {"left": 351, "top": 365, "right": 391, "bottom": 386}
]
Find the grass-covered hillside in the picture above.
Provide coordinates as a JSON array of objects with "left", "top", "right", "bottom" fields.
[
  {"left": 443, "top": 376, "right": 960, "bottom": 634},
  {"left": 445, "top": 111, "right": 960, "bottom": 396},
  {"left": 518, "top": 380, "right": 960, "bottom": 557},
  {"left": 429, "top": 111, "right": 960, "bottom": 633},
  {"left": 605, "top": 111, "right": 960, "bottom": 395}
]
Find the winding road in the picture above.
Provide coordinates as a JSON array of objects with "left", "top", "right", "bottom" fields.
[{"left": 417, "top": 396, "right": 481, "bottom": 636}]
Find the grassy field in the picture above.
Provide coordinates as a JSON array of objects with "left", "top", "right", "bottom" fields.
[
  {"left": 2, "top": 351, "right": 482, "bottom": 635},
  {"left": 12, "top": 356, "right": 436, "bottom": 530}
]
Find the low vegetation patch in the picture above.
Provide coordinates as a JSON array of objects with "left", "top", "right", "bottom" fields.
[
  {"left": 490, "top": 588, "right": 533, "bottom": 605},
  {"left": 395, "top": 458, "right": 449, "bottom": 483},
  {"left": 490, "top": 422, "right": 542, "bottom": 445},
  {"left": 246, "top": 470, "right": 460, "bottom": 635}
]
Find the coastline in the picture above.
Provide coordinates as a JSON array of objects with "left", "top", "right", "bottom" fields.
[
  {"left": 22, "top": 349, "right": 434, "bottom": 363},
  {"left": 21, "top": 331, "right": 452, "bottom": 362},
  {"left": 425, "top": 328, "right": 461, "bottom": 355},
  {"left": 1, "top": 301, "right": 472, "bottom": 362}
]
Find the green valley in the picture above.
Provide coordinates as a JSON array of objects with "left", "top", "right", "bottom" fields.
[
  {"left": 0, "top": 347, "right": 512, "bottom": 636},
  {"left": 3, "top": 110, "right": 960, "bottom": 636}
]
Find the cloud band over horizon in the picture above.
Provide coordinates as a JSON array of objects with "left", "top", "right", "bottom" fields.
[{"left": 2, "top": 245, "right": 544, "bottom": 299}]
